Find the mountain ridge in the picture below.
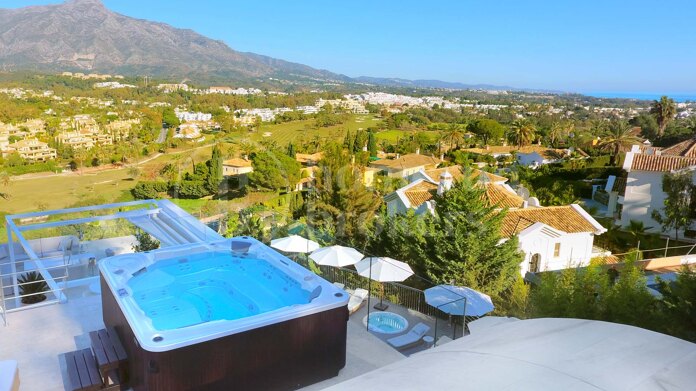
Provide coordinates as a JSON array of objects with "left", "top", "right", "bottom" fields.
[{"left": 0, "top": 0, "right": 515, "bottom": 91}]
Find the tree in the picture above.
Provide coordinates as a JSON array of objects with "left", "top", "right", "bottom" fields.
[
  {"left": 650, "top": 96, "right": 676, "bottom": 137},
  {"left": 508, "top": 120, "right": 536, "bottom": 147},
  {"left": 132, "top": 230, "right": 160, "bottom": 252},
  {"left": 205, "top": 144, "right": 223, "bottom": 194},
  {"left": 248, "top": 151, "right": 301, "bottom": 191},
  {"left": 370, "top": 175, "right": 523, "bottom": 299},
  {"left": 367, "top": 131, "right": 377, "bottom": 157},
  {"left": 309, "top": 143, "right": 381, "bottom": 244},
  {"left": 127, "top": 166, "right": 141, "bottom": 181},
  {"left": 659, "top": 266, "right": 696, "bottom": 342},
  {"left": 598, "top": 120, "right": 640, "bottom": 166},
  {"left": 651, "top": 170, "right": 695, "bottom": 240},
  {"left": 627, "top": 219, "right": 651, "bottom": 247},
  {"left": 286, "top": 142, "right": 296, "bottom": 158},
  {"left": 468, "top": 119, "right": 505, "bottom": 146},
  {"left": 0, "top": 171, "right": 10, "bottom": 199},
  {"left": 234, "top": 209, "right": 268, "bottom": 242},
  {"left": 442, "top": 123, "right": 465, "bottom": 148}
]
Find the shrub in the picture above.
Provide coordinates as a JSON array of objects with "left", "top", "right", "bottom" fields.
[
  {"left": 18, "top": 271, "right": 48, "bottom": 304},
  {"left": 171, "top": 180, "right": 208, "bottom": 199},
  {"left": 131, "top": 181, "right": 169, "bottom": 199}
]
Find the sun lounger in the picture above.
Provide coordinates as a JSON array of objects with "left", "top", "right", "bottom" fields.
[
  {"left": 387, "top": 322, "right": 430, "bottom": 350},
  {"left": 348, "top": 288, "right": 369, "bottom": 314}
]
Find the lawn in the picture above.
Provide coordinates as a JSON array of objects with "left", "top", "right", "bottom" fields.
[
  {"left": 246, "top": 114, "right": 380, "bottom": 146},
  {"left": 375, "top": 129, "right": 440, "bottom": 144}
]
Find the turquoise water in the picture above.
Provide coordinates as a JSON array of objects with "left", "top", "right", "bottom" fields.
[
  {"left": 366, "top": 312, "right": 408, "bottom": 334},
  {"left": 127, "top": 252, "right": 311, "bottom": 331}
]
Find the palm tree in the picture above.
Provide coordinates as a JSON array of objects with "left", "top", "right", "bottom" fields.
[
  {"left": 0, "top": 171, "right": 10, "bottom": 199},
  {"left": 627, "top": 219, "right": 652, "bottom": 247},
  {"left": 549, "top": 122, "right": 563, "bottom": 146},
  {"left": 598, "top": 120, "right": 640, "bottom": 166},
  {"left": 650, "top": 96, "right": 676, "bottom": 136},
  {"left": 509, "top": 120, "right": 536, "bottom": 147},
  {"left": 442, "top": 124, "right": 465, "bottom": 149}
]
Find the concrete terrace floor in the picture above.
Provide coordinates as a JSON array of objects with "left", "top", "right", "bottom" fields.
[{"left": 0, "top": 284, "right": 407, "bottom": 391}]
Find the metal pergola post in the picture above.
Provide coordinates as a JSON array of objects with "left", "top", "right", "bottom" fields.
[{"left": 366, "top": 257, "right": 373, "bottom": 331}]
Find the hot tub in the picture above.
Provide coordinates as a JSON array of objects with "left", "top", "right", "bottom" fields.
[{"left": 100, "top": 237, "right": 349, "bottom": 391}]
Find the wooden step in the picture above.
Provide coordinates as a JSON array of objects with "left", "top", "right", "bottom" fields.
[
  {"left": 89, "top": 327, "right": 128, "bottom": 385},
  {"left": 65, "top": 348, "right": 102, "bottom": 391}
]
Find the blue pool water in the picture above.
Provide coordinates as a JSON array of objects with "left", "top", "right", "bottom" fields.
[
  {"left": 364, "top": 312, "right": 409, "bottom": 334},
  {"left": 127, "top": 251, "right": 311, "bottom": 330}
]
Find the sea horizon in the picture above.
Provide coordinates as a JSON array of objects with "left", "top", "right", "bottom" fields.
[{"left": 583, "top": 92, "right": 696, "bottom": 102}]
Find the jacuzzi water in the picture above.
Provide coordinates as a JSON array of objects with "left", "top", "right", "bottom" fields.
[
  {"left": 128, "top": 252, "right": 311, "bottom": 330},
  {"left": 100, "top": 237, "right": 348, "bottom": 352},
  {"left": 364, "top": 311, "right": 409, "bottom": 334}
]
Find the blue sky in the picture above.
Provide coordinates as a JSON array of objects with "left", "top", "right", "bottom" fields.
[{"left": 4, "top": 0, "right": 696, "bottom": 93}]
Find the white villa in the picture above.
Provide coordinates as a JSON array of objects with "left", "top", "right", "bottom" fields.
[
  {"left": 222, "top": 157, "right": 254, "bottom": 177},
  {"left": 369, "top": 153, "right": 441, "bottom": 179},
  {"left": 461, "top": 145, "right": 580, "bottom": 168},
  {"left": 6, "top": 138, "right": 57, "bottom": 162},
  {"left": 385, "top": 165, "right": 608, "bottom": 274},
  {"left": 173, "top": 123, "right": 203, "bottom": 140},
  {"left": 620, "top": 141, "right": 696, "bottom": 238}
]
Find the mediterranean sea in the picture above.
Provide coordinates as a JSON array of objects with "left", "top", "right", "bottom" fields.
[{"left": 585, "top": 92, "right": 696, "bottom": 102}]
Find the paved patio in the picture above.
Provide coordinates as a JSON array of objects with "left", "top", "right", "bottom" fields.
[
  {"left": 0, "top": 284, "right": 406, "bottom": 391},
  {"left": 348, "top": 294, "right": 466, "bottom": 356}
]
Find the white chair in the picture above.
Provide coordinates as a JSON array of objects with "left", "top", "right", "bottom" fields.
[
  {"left": 348, "top": 288, "right": 369, "bottom": 315},
  {"left": 387, "top": 323, "right": 430, "bottom": 350},
  {"left": 333, "top": 282, "right": 345, "bottom": 290}
]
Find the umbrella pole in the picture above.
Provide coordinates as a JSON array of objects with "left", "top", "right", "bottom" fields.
[
  {"left": 434, "top": 315, "right": 438, "bottom": 347},
  {"left": 366, "top": 257, "right": 373, "bottom": 331}
]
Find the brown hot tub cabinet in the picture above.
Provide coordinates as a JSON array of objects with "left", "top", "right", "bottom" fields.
[{"left": 101, "top": 276, "right": 349, "bottom": 391}]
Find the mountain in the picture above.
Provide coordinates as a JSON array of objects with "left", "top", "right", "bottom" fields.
[
  {"left": 0, "top": 0, "right": 348, "bottom": 82},
  {"left": 0, "top": 0, "right": 512, "bottom": 91}
]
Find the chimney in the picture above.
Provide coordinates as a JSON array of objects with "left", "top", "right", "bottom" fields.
[
  {"left": 416, "top": 148, "right": 420, "bottom": 155},
  {"left": 396, "top": 153, "right": 400, "bottom": 159},
  {"left": 243, "top": 154, "right": 248, "bottom": 161},
  {"left": 437, "top": 170, "right": 453, "bottom": 196},
  {"left": 439, "top": 153, "right": 444, "bottom": 161}
]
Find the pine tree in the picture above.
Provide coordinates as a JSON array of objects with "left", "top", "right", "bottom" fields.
[
  {"left": 286, "top": 142, "right": 296, "bottom": 158},
  {"left": 308, "top": 143, "right": 381, "bottom": 244}
]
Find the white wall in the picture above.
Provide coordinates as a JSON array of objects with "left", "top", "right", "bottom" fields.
[
  {"left": 518, "top": 230, "right": 595, "bottom": 275},
  {"left": 620, "top": 171, "right": 665, "bottom": 233}
]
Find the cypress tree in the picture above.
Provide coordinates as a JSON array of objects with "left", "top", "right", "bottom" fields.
[
  {"left": 367, "top": 130, "right": 377, "bottom": 157},
  {"left": 206, "top": 144, "right": 223, "bottom": 195}
]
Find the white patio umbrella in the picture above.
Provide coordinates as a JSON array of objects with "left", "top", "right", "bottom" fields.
[
  {"left": 309, "top": 245, "right": 363, "bottom": 268},
  {"left": 355, "top": 257, "right": 413, "bottom": 311},
  {"left": 424, "top": 285, "right": 494, "bottom": 317},
  {"left": 424, "top": 284, "right": 494, "bottom": 344},
  {"left": 270, "top": 235, "right": 320, "bottom": 254}
]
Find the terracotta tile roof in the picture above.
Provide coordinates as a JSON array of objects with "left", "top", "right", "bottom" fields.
[
  {"left": 370, "top": 153, "right": 441, "bottom": 170},
  {"left": 403, "top": 181, "right": 437, "bottom": 207},
  {"left": 629, "top": 154, "right": 696, "bottom": 172},
  {"left": 401, "top": 180, "right": 522, "bottom": 209},
  {"left": 461, "top": 145, "right": 568, "bottom": 159},
  {"left": 295, "top": 152, "right": 323, "bottom": 165},
  {"left": 661, "top": 137, "right": 696, "bottom": 158},
  {"left": 222, "top": 158, "right": 252, "bottom": 167},
  {"left": 485, "top": 184, "right": 525, "bottom": 209},
  {"left": 425, "top": 166, "right": 508, "bottom": 183},
  {"left": 500, "top": 205, "right": 601, "bottom": 237}
]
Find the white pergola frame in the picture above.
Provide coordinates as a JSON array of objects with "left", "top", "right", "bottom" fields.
[{"left": 1, "top": 199, "right": 223, "bottom": 325}]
